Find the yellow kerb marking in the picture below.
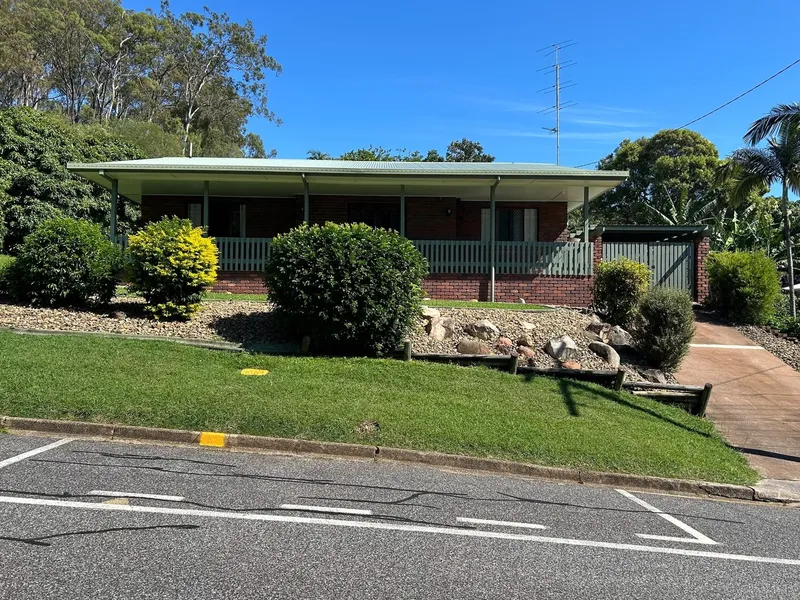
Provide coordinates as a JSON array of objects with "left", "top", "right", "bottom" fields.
[
  {"left": 199, "top": 432, "right": 227, "bottom": 447},
  {"left": 103, "top": 498, "right": 129, "bottom": 505},
  {"left": 240, "top": 368, "right": 269, "bottom": 376}
]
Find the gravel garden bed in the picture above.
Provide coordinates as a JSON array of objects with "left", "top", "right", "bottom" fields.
[
  {"left": 0, "top": 299, "right": 671, "bottom": 383},
  {"left": 736, "top": 325, "right": 800, "bottom": 372}
]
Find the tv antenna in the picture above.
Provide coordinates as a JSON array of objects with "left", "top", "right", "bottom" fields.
[{"left": 537, "top": 40, "right": 577, "bottom": 165}]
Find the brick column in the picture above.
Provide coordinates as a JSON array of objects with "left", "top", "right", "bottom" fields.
[
  {"left": 694, "top": 236, "right": 710, "bottom": 303},
  {"left": 591, "top": 235, "right": 603, "bottom": 271}
]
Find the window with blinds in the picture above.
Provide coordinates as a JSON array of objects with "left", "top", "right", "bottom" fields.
[{"left": 481, "top": 208, "right": 538, "bottom": 242}]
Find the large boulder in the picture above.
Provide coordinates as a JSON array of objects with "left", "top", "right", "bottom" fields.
[
  {"left": 545, "top": 335, "right": 579, "bottom": 362},
  {"left": 495, "top": 337, "right": 514, "bottom": 355},
  {"left": 457, "top": 339, "right": 490, "bottom": 355},
  {"left": 517, "top": 334, "right": 536, "bottom": 348},
  {"left": 518, "top": 345, "right": 537, "bottom": 361},
  {"left": 420, "top": 306, "right": 441, "bottom": 320},
  {"left": 520, "top": 321, "right": 535, "bottom": 332},
  {"left": 588, "top": 341, "right": 620, "bottom": 369},
  {"left": 640, "top": 368, "right": 667, "bottom": 384},
  {"left": 426, "top": 316, "right": 456, "bottom": 341},
  {"left": 561, "top": 360, "right": 582, "bottom": 370},
  {"left": 608, "top": 325, "right": 634, "bottom": 350},
  {"left": 464, "top": 319, "right": 500, "bottom": 341}
]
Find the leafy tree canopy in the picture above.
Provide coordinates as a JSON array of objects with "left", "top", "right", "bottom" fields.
[
  {"left": 0, "top": 0, "right": 280, "bottom": 158},
  {"left": 592, "top": 129, "right": 724, "bottom": 225},
  {"left": 307, "top": 139, "right": 492, "bottom": 163},
  {"left": 0, "top": 107, "right": 143, "bottom": 252}
]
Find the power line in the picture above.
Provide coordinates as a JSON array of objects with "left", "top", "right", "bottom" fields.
[{"left": 573, "top": 57, "right": 800, "bottom": 169}]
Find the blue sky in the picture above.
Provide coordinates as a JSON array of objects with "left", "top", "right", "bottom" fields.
[{"left": 130, "top": 0, "right": 800, "bottom": 167}]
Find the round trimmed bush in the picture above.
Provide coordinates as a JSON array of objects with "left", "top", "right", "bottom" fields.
[
  {"left": 127, "top": 217, "right": 218, "bottom": 320},
  {"left": 0, "top": 254, "right": 16, "bottom": 298},
  {"left": 706, "top": 251, "right": 780, "bottom": 324},
  {"left": 8, "top": 217, "right": 122, "bottom": 307},
  {"left": 264, "top": 222, "right": 429, "bottom": 356},
  {"left": 593, "top": 257, "right": 651, "bottom": 326},
  {"left": 634, "top": 287, "right": 695, "bottom": 371}
]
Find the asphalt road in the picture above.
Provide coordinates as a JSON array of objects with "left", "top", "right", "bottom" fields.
[{"left": 0, "top": 433, "right": 798, "bottom": 599}]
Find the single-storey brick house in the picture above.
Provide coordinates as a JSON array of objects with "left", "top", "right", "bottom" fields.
[{"left": 67, "top": 158, "right": 709, "bottom": 306}]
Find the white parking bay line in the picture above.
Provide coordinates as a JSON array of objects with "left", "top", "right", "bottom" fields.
[
  {"left": 0, "top": 495, "right": 797, "bottom": 566},
  {"left": 0, "top": 438, "right": 72, "bottom": 470},
  {"left": 88, "top": 491, "right": 185, "bottom": 502},
  {"left": 617, "top": 489, "right": 718, "bottom": 545},
  {"left": 280, "top": 504, "right": 373, "bottom": 516},
  {"left": 457, "top": 517, "right": 547, "bottom": 530}
]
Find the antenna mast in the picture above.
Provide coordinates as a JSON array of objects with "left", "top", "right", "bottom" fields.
[{"left": 537, "top": 41, "right": 577, "bottom": 165}]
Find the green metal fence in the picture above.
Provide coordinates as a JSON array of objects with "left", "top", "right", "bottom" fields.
[
  {"left": 603, "top": 242, "right": 694, "bottom": 292},
  {"left": 411, "top": 240, "right": 594, "bottom": 276}
]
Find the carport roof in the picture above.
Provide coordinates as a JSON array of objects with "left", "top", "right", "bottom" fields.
[{"left": 592, "top": 225, "right": 711, "bottom": 243}]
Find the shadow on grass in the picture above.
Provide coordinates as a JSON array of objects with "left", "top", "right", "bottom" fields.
[
  {"left": 209, "top": 311, "right": 299, "bottom": 353},
  {"left": 521, "top": 374, "right": 713, "bottom": 439}
]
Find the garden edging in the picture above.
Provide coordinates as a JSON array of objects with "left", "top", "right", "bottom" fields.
[{"left": 2, "top": 415, "right": 788, "bottom": 504}]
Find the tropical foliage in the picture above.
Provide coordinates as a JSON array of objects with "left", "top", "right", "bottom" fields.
[{"left": 307, "top": 139, "right": 494, "bottom": 163}]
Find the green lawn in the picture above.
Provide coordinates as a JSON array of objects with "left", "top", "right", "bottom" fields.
[
  {"left": 425, "top": 299, "right": 548, "bottom": 311},
  {"left": 0, "top": 331, "right": 756, "bottom": 484}
]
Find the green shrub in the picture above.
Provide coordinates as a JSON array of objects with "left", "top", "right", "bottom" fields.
[
  {"left": 706, "top": 251, "right": 780, "bottom": 324},
  {"left": 264, "top": 222, "right": 429, "bottom": 356},
  {"left": 770, "top": 295, "right": 800, "bottom": 335},
  {"left": 7, "top": 218, "right": 122, "bottom": 306},
  {"left": 127, "top": 217, "right": 218, "bottom": 319},
  {"left": 0, "top": 254, "right": 14, "bottom": 297},
  {"left": 593, "top": 257, "right": 651, "bottom": 326},
  {"left": 634, "top": 287, "right": 695, "bottom": 371}
]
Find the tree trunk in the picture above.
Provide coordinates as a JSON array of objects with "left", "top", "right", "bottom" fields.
[{"left": 783, "top": 181, "right": 796, "bottom": 318}]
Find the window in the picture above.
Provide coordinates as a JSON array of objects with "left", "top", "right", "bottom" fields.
[
  {"left": 208, "top": 201, "right": 247, "bottom": 238},
  {"left": 188, "top": 203, "right": 202, "bottom": 228},
  {"left": 481, "top": 208, "right": 538, "bottom": 242},
  {"left": 348, "top": 203, "right": 401, "bottom": 231}
]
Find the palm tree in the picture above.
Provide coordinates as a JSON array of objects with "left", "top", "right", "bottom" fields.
[
  {"left": 720, "top": 124, "right": 800, "bottom": 316},
  {"left": 744, "top": 103, "right": 800, "bottom": 145}
]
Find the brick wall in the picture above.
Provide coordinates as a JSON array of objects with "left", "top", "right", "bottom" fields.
[
  {"left": 141, "top": 196, "right": 193, "bottom": 222},
  {"left": 694, "top": 236, "right": 710, "bottom": 302},
  {"left": 212, "top": 272, "right": 265, "bottom": 295},
  {"left": 422, "top": 274, "right": 593, "bottom": 306}
]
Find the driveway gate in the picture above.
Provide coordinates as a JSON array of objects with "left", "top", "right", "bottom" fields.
[{"left": 603, "top": 242, "right": 695, "bottom": 294}]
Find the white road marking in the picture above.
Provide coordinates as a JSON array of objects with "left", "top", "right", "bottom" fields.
[
  {"left": 280, "top": 504, "right": 373, "bottom": 516},
  {"left": 0, "top": 495, "right": 796, "bottom": 566},
  {"left": 457, "top": 517, "right": 547, "bottom": 530},
  {"left": 0, "top": 438, "right": 72, "bottom": 470},
  {"left": 88, "top": 491, "right": 185, "bottom": 502},
  {"left": 616, "top": 489, "right": 718, "bottom": 545},
  {"left": 689, "top": 344, "right": 763, "bottom": 350}
]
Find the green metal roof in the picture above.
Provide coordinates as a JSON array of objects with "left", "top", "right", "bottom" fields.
[
  {"left": 592, "top": 225, "right": 710, "bottom": 242},
  {"left": 67, "top": 157, "right": 628, "bottom": 180}
]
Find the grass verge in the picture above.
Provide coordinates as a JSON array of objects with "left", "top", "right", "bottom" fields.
[
  {"left": 424, "top": 299, "right": 549, "bottom": 311},
  {"left": 0, "top": 331, "right": 756, "bottom": 485}
]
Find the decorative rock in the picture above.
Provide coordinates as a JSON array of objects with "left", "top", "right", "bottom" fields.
[
  {"left": 588, "top": 341, "right": 620, "bottom": 369},
  {"left": 495, "top": 336, "right": 514, "bottom": 355},
  {"left": 585, "top": 331, "right": 602, "bottom": 343},
  {"left": 426, "top": 316, "right": 455, "bottom": 341},
  {"left": 640, "top": 368, "right": 667, "bottom": 384},
  {"left": 516, "top": 334, "right": 535, "bottom": 348},
  {"left": 520, "top": 321, "right": 535, "bottom": 331},
  {"left": 457, "top": 339, "right": 490, "bottom": 355},
  {"left": 517, "top": 298, "right": 526, "bottom": 304},
  {"left": 561, "top": 360, "right": 582, "bottom": 370},
  {"left": 544, "top": 335, "right": 579, "bottom": 362},
  {"left": 518, "top": 345, "right": 537, "bottom": 361},
  {"left": 110, "top": 311, "right": 126, "bottom": 320},
  {"left": 586, "top": 320, "right": 610, "bottom": 336},
  {"left": 420, "top": 306, "right": 441, "bottom": 320},
  {"left": 608, "top": 325, "right": 634, "bottom": 349},
  {"left": 355, "top": 420, "right": 380, "bottom": 435},
  {"left": 464, "top": 319, "right": 500, "bottom": 341}
]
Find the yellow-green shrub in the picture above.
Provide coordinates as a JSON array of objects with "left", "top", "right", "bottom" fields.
[
  {"left": 593, "top": 257, "right": 651, "bottom": 326},
  {"left": 127, "top": 217, "right": 218, "bottom": 319}
]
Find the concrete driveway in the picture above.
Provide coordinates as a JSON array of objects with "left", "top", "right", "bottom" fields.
[{"left": 676, "top": 316, "right": 800, "bottom": 482}]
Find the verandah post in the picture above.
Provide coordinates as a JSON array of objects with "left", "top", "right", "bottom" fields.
[
  {"left": 490, "top": 177, "right": 500, "bottom": 302},
  {"left": 303, "top": 174, "right": 310, "bottom": 224},
  {"left": 110, "top": 178, "right": 118, "bottom": 244},
  {"left": 583, "top": 186, "right": 590, "bottom": 243},
  {"left": 400, "top": 184, "right": 406, "bottom": 237},
  {"left": 203, "top": 180, "right": 210, "bottom": 228}
]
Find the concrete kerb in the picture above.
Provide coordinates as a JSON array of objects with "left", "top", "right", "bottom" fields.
[{"left": 2, "top": 416, "right": 777, "bottom": 504}]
